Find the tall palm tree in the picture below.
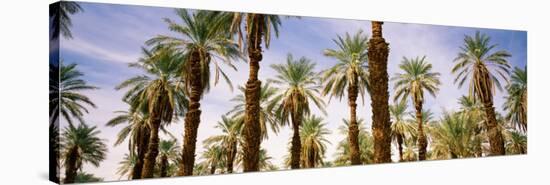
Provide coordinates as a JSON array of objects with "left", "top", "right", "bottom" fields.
[
  {"left": 333, "top": 119, "right": 374, "bottom": 166},
  {"left": 116, "top": 46, "right": 188, "bottom": 178},
  {"left": 392, "top": 56, "right": 441, "bottom": 161},
  {"left": 390, "top": 100, "right": 415, "bottom": 161},
  {"left": 503, "top": 67, "right": 527, "bottom": 132},
  {"left": 49, "top": 1, "right": 83, "bottom": 39},
  {"left": 227, "top": 82, "right": 279, "bottom": 140},
  {"left": 271, "top": 54, "right": 326, "bottom": 169},
  {"left": 299, "top": 115, "right": 331, "bottom": 168},
  {"left": 61, "top": 123, "right": 107, "bottom": 183},
  {"left": 203, "top": 116, "right": 243, "bottom": 173},
  {"left": 116, "top": 153, "right": 137, "bottom": 180},
  {"left": 158, "top": 139, "right": 180, "bottom": 177},
  {"left": 228, "top": 12, "right": 282, "bottom": 172},
  {"left": 505, "top": 130, "right": 527, "bottom": 154},
  {"left": 368, "top": 21, "right": 392, "bottom": 163},
  {"left": 322, "top": 30, "right": 369, "bottom": 165},
  {"left": 106, "top": 103, "right": 151, "bottom": 179},
  {"left": 147, "top": 9, "right": 241, "bottom": 176},
  {"left": 452, "top": 31, "right": 511, "bottom": 155},
  {"left": 51, "top": 63, "right": 98, "bottom": 126}
]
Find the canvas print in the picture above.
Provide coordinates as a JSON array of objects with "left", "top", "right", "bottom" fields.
[{"left": 49, "top": 1, "right": 527, "bottom": 184}]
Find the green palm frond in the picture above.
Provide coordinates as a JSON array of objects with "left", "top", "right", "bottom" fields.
[
  {"left": 62, "top": 123, "right": 108, "bottom": 169},
  {"left": 503, "top": 67, "right": 527, "bottom": 132}
]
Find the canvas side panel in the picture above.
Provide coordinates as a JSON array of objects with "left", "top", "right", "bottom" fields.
[{"left": 49, "top": 2, "right": 61, "bottom": 184}]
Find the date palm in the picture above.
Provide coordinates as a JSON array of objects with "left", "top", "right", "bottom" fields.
[
  {"left": 390, "top": 100, "right": 415, "bottom": 161},
  {"left": 271, "top": 54, "right": 326, "bottom": 169},
  {"left": 52, "top": 63, "right": 98, "bottom": 126},
  {"left": 200, "top": 145, "right": 225, "bottom": 175},
  {"left": 61, "top": 123, "right": 107, "bottom": 183},
  {"left": 116, "top": 153, "right": 137, "bottom": 180},
  {"left": 116, "top": 46, "right": 188, "bottom": 178},
  {"left": 503, "top": 67, "right": 527, "bottom": 132},
  {"left": 50, "top": 1, "right": 83, "bottom": 39},
  {"left": 74, "top": 172, "right": 103, "bottom": 183},
  {"left": 505, "top": 130, "right": 527, "bottom": 154},
  {"left": 203, "top": 116, "right": 243, "bottom": 173},
  {"left": 458, "top": 95, "right": 485, "bottom": 157},
  {"left": 299, "top": 115, "right": 331, "bottom": 168},
  {"left": 227, "top": 82, "right": 279, "bottom": 140},
  {"left": 228, "top": 12, "right": 282, "bottom": 172},
  {"left": 147, "top": 9, "right": 241, "bottom": 176},
  {"left": 333, "top": 119, "right": 374, "bottom": 166},
  {"left": 452, "top": 31, "right": 511, "bottom": 155},
  {"left": 158, "top": 139, "right": 180, "bottom": 177},
  {"left": 392, "top": 56, "right": 441, "bottom": 160},
  {"left": 106, "top": 103, "right": 150, "bottom": 179},
  {"left": 429, "top": 112, "right": 476, "bottom": 159},
  {"left": 368, "top": 21, "right": 392, "bottom": 163},
  {"left": 258, "top": 148, "right": 278, "bottom": 171},
  {"left": 322, "top": 30, "right": 369, "bottom": 165}
]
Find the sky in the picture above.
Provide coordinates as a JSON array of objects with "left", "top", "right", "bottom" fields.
[{"left": 57, "top": 2, "right": 527, "bottom": 181}]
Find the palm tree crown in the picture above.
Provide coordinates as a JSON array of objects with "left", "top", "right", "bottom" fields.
[{"left": 299, "top": 115, "right": 331, "bottom": 168}]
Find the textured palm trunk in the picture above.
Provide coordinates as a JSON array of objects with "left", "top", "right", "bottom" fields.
[
  {"left": 415, "top": 101, "right": 428, "bottom": 161},
  {"left": 141, "top": 116, "right": 161, "bottom": 178},
  {"left": 397, "top": 134, "right": 404, "bottom": 162},
  {"left": 475, "top": 64, "right": 506, "bottom": 156},
  {"left": 482, "top": 100, "right": 506, "bottom": 155},
  {"left": 226, "top": 142, "right": 237, "bottom": 173},
  {"left": 243, "top": 14, "right": 265, "bottom": 172},
  {"left": 132, "top": 127, "right": 149, "bottom": 179},
  {"left": 306, "top": 148, "right": 316, "bottom": 168},
  {"left": 63, "top": 146, "right": 79, "bottom": 184},
  {"left": 160, "top": 155, "right": 169, "bottom": 177},
  {"left": 348, "top": 78, "right": 361, "bottom": 165},
  {"left": 210, "top": 164, "right": 217, "bottom": 175},
  {"left": 290, "top": 111, "right": 303, "bottom": 169},
  {"left": 368, "top": 21, "right": 392, "bottom": 163},
  {"left": 179, "top": 50, "right": 204, "bottom": 176}
]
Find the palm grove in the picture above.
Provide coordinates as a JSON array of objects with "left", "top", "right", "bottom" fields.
[{"left": 50, "top": 4, "right": 527, "bottom": 183}]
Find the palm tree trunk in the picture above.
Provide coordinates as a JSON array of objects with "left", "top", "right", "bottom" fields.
[
  {"left": 368, "top": 21, "right": 392, "bottom": 163},
  {"left": 141, "top": 117, "right": 161, "bottom": 178},
  {"left": 160, "top": 155, "right": 169, "bottom": 177},
  {"left": 483, "top": 100, "right": 506, "bottom": 155},
  {"left": 397, "top": 134, "right": 404, "bottom": 162},
  {"left": 49, "top": 123, "right": 60, "bottom": 183},
  {"left": 179, "top": 50, "right": 203, "bottom": 176},
  {"left": 348, "top": 79, "right": 361, "bottom": 165},
  {"left": 415, "top": 101, "right": 428, "bottom": 161},
  {"left": 132, "top": 127, "right": 149, "bottom": 179},
  {"left": 307, "top": 148, "right": 316, "bottom": 168},
  {"left": 290, "top": 111, "right": 302, "bottom": 169},
  {"left": 63, "top": 146, "right": 79, "bottom": 184},
  {"left": 243, "top": 14, "right": 265, "bottom": 172},
  {"left": 227, "top": 142, "right": 237, "bottom": 173}
]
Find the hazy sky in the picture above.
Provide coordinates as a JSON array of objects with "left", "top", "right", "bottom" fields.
[{"left": 58, "top": 2, "right": 527, "bottom": 181}]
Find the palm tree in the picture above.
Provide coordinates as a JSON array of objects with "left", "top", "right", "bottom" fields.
[
  {"left": 322, "top": 30, "right": 369, "bottom": 165},
  {"left": 116, "top": 46, "right": 188, "bottom": 178},
  {"left": 505, "top": 130, "right": 527, "bottom": 154},
  {"left": 333, "top": 119, "right": 374, "bottom": 166},
  {"left": 227, "top": 12, "right": 282, "bottom": 172},
  {"left": 452, "top": 31, "right": 511, "bottom": 155},
  {"left": 227, "top": 82, "right": 279, "bottom": 140},
  {"left": 457, "top": 95, "right": 485, "bottom": 157},
  {"left": 51, "top": 63, "right": 98, "bottom": 126},
  {"left": 203, "top": 116, "right": 243, "bottom": 173},
  {"left": 116, "top": 153, "right": 137, "bottom": 180},
  {"left": 61, "top": 123, "right": 107, "bottom": 183},
  {"left": 271, "top": 54, "right": 326, "bottom": 169},
  {"left": 299, "top": 115, "right": 331, "bottom": 168},
  {"left": 200, "top": 145, "right": 225, "bottom": 174},
  {"left": 429, "top": 112, "right": 477, "bottom": 159},
  {"left": 389, "top": 100, "right": 415, "bottom": 161},
  {"left": 74, "top": 172, "right": 103, "bottom": 183},
  {"left": 368, "top": 21, "right": 392, "bottom": 163},
  {"left": 106, "top": 103, "right": 151, "bottom": 179},
  {"left": 158, "top": 139, "right": 180, "bottom": 177},
  {"left": 402, "top": 138, "right": 417, "bottom": 162},
  {"left": 392, "top": 56, "right": 441, "bottom": 161},
  {"left": 147, "top": 9, "right": 241, "bottom": 176},
  {"left": 50, "top": 1, "right": 83, "bottom": 39},
  {"left": 503, "top": 67, "right": 527, "bottom": 132}
]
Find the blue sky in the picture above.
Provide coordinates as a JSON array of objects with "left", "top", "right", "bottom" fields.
[{"left": 58, "top": 2, "right": 526, "bottom": 181}]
